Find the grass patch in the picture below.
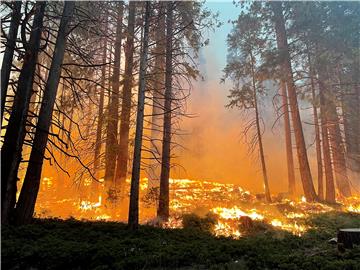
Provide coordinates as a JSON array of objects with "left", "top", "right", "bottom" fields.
[{"left": 2, "top": 212, "right": 360, "bottom": 270}]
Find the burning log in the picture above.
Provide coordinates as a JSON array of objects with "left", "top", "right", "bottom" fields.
[{"left": 337, "top": 228, "right": 360, "bottom": 250}]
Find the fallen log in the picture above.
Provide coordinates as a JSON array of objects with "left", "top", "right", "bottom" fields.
[{"left": 337, "top": 228, "right": 360, "bottom": 250}]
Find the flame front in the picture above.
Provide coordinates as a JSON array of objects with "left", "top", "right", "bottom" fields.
[{"left": 34, "top": 177, "right": 360, "bottom": 238}]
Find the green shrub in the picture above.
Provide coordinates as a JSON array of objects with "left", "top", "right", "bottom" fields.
[
  {"left": 239, "top": 219, "right": 273, "bottom": 235},
  {"left": 182, "top": 213, "right": 217, "bottom": 233}
]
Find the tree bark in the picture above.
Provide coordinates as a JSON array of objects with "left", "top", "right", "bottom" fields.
[
  {"left": 308, "top": 52, "right": 324, "bottom": 200},
  {"left": 327, "top": 99, "right": 352, "bottom": 197},
  {"left": 148, "top": 2, "right": 166, "bottom": 190},
  {"left": 93, "top": 17, "right": 108, "bottom": 199},
  {"left": 128, "top": 1, "right": 151, "bottom": 230},
  {"left": 280, "top": 81, "right": 296, "bottom": 196},
  {"left": 157, "top": 1, "right": 173, "bottom": 221},
  {"left": 1, "top": 1, "right": 22, "bottom": 122},
  {"left": 318, "top": 78, "right": 336, "bottom": 203},
  {"left": 271, "top": 1, "right": 317, "bottom": 201},
  {"left": 250, "top": 52, "right": 271, "bottom": 203},
  {"left": 254, "top": 83, "right": 271, "bottom": 203},
  {"left": 115, "top": 1, "right": 136, "bottom": 185},
  {"left": 1, "top": 2, "right": 46, "bottom": 225},
  {"left": 14, "top": 1, "right": 75, "bottom": 225},
  {"left": 104, "top": 2, "right": 123, "bottom": 189},
  {"left": 316, "top": 59, "right": 351, "bottom": 198},
  {"left": 93, "top": 25, "right": 108, "bottom": 177}
]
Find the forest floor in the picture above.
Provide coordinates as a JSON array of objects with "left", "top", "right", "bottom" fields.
[{"left": 2, "top": 212, "right": 360, "bottom": 270}]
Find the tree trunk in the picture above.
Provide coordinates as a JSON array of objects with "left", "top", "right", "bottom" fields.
[
  {"left": 115, "top": 1, "right": 136, "bottom": 185},
  {"left": 157, "top": 1, "right": 173, "bottom": 222},
  {"left": 1, "top": 1, "right": 22, "bottom": 122},
  {"left": 316, "top": 60, "right": 351, "bottom": 198},
  {"left": 93, "top": 18, "right": 108, "bottom": 198},
  {"left": 250, "top": 52, "right": 271, "bottom": 203},
  {"left": 308, "top": 52, "right": 324, "bottom": 200},
  {"left": 254, "top": 86, "right": 271, "bottom": 203},
  {"left": 280, "top": 81, "right": 296, "bottom": 196},
  {"left": 104, "top": 2, "right": 123, "bottom": 190},
  {"left": 1, "top": 2, "right": 46, "bottom": 225},
  {"left": 128, "top": 1, "right": 151, "bottom": 230},
  {"left": 148, "top": 2, "right": 166, "bottom": 190},
  {"left": 318, "top": 78, "right": 336, "bottom": 203},
  {"left": 327, "top": 99, "right": 352, "bottom": 197},
  {"left": 94, "top": 40, "right": 107, "bottom": 176},
  {"left": 271, "top": 1, "right": 317, "bottom": 201},
  {"left": 14, "top": 1, "right": 75, "bottom": 225}
]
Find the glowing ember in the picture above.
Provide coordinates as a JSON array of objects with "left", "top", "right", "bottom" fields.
[
  {"left": 271, "top": 219, "right": 282, "bottom": 227},
  {"left": 214, "top": 220, "right": 241, "bottom": 238},
  {"left": 95, "top": 214, "right": 111, "bottom": 220},
  {"left": 211, "top": 206, "right": 264, "bottom": 220},
  {"left": 162, "top": 217, "right": 183, "bottom": 229},
  {"left": 79, "top": 196, "right": 102, "bottom": 211},
  {"left": 347, "top": 204, "right": 360, "bottom": 213},
  {"left": 285, "top": 212, "right": 306, "bottom": 219}
]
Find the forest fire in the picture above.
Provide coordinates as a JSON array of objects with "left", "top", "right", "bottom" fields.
[
  {"left": 346, "top": 200, "right": 360, "bottom": 213},
  {"left": 79, "top": 196, "right": 102, "bottom": 211},
  {"left": 2, "top": 1, "right": 360, "bottom": 268},
  {"left": 34, "top": 177, "right": 360, "bottom": 238}
]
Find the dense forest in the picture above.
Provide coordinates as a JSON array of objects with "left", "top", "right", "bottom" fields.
[{"left": 1, "top": 1, "right": 360, "bottom": 269}]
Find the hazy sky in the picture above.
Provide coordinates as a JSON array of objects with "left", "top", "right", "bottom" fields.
[
  {"left": 203, "top": 1, "right": 240, "bottom": 69},
  {"left": 173, "top": 1, "right": 317, "bottom": 195},
  {"left": 173, "top": 2, "right": 273, "bottom": 191}
]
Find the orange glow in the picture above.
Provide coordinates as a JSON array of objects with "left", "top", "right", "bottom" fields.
[
  {"left": 211, "top": 206, "right": 264, "bottom": 220},
  {"left": 33, "top": 176, "right": 360, "bottom": 238}
]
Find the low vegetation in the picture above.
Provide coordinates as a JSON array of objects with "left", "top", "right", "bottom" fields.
[{"left": 2, "top": 212, "right": 360, "bottom": 270}]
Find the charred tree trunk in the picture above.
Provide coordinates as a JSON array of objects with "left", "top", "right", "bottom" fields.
[
  {"left": 128, "top": 1, "right": 151, "bottom": 230},
  {"left": 318, "top": 78, "right": 336, "bottom": 203},
  {"left": 104, "top": 2, "right": 123, "bottom": 189},
  {"left": 312, "top": 91, "right": 324, "bottom": 200},
  {"left": 115, "top": 1, "right": 136, "bottom": 185},
  {"left": 148, "top": 2, "right": 166, "bottom": 190},
  {"left": 316, "top": 62, "right": 351, "bottom": 198},
  {"left": 1, "top": 2, "right": 46, "bottom": 225},
  {"left": 157, "top": 1, "right": 173, "bottom": 222},
  {"left": 308, "top": 52, "right": 324, "bottom": 200},
  {"left": 14, "top": 1, "right": 75, "bottom": 225},
  {"left": 93, "top": 18, "right": 108, "bottom": 199},
  {"left": 250, "top": 52, "right": 271, "bottom": 203},
  {"left": 271, "top": 2, "right": 317, "bottom": 201},
  {"left": 93, "top": 27, "right": 108, "bottom": 177},
  {"left": 254, "top": 84, "right": 271, "bottom": 203},
  {"left": 1, "top": 1, "right": 22, "bottom": 122},
  {"left": 327, "top": 99, "right": 351, "bottom": 197},
  {"left": 280, "top": 81, "right": 296, "bottom": 196}
]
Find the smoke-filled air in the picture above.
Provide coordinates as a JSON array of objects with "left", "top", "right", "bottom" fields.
[{"left": 1, "top": 1, "right": 360, "bottom": 269}]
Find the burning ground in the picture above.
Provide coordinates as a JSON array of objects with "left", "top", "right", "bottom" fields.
[{"left": 33, "top": 178, "right": 360, "bottom": 237}]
